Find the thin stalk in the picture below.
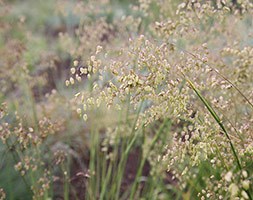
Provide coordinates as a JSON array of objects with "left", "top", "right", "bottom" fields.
[
  {"left": 125, "top": 90, "right": 131, "bottom": 123},
  {"left": 87, "top": 129, "right": 96, "bottom": 199},
  {"left": 99, "top": 157, "right": 113, "bottom": 200},
  {"left": 186, "top": 78, "right": 242, "bottom": 170},
  {"left": 114, "top": 101, "right": 144, "bottom": 200},
  {"left": 22, "top": 77, "right": 39, "bottom": 132},
  {"left": 129, "top": 119, "right": 171, "bottom": 200},
  {"left": 169, "top": 42, "right": 253, "bottom": 109},
  {"left": 95, "top": 134, "right": 101, "bottom": 197},
  {"left": 5, "top": 141, "right": 31, "bottom": 192},
  {"left": 61, "top": 160, "right": 70, "bottom": 200}
]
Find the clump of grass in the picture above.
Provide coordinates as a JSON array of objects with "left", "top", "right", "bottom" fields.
[{"left": 0, "top": 0, "right": 253, "bottom": 199}]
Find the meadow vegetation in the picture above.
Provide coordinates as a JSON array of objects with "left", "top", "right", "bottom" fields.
[{"left": 0, "top": 0, "right": 253, "bottom": 199}]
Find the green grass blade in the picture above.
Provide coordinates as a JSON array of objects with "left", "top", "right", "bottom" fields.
[{"left": 186, "top": 78, "right": 242, "bottom": 170}]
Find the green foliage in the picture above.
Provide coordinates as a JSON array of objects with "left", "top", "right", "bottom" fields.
[{"left": 0, "top": 0, "right": 253, "bottom": 199}]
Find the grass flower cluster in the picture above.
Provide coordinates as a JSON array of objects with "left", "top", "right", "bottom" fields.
[{"left": 0, "top": 0, "right": 253, "bottom": 199}]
